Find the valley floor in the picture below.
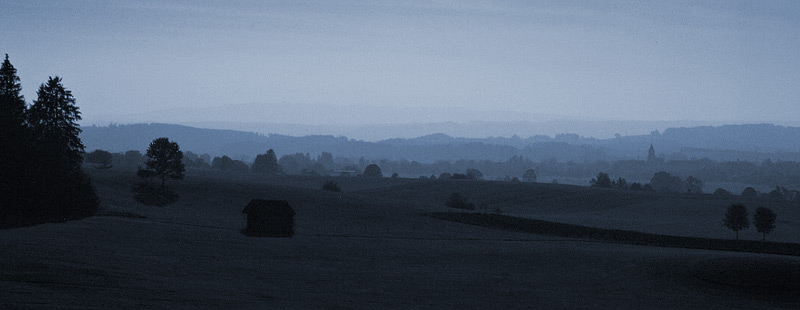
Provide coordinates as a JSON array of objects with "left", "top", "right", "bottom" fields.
[{"left": 1, "top": 169, "right": 798, "bottom": 309}]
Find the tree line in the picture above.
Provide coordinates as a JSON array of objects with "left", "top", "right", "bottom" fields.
[{"left": 1, "top": 54, "right": 98, "bottom": 227}]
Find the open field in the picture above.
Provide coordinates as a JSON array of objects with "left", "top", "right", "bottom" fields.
[{"left": 1, "top": 169, "right": 799, "bottom": 309}]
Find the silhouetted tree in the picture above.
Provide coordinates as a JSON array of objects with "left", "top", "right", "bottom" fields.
[
  {"left": 0, "top": 54, "right": 27, "bottom": 165},
  {"left": 278, "top": 153, "right": 313, "bottom": 175},
  {"left": 590, "top": 172, "right": 612, "bottom": 188},
  {"left": 212, "top": 155, "right": 249, "bottom": 172},
  {"left": 138, "top": 137, "right": 185, "bottom": 189},
  {"left": 612, "top": 177, "right": 627, "bottom": 189},
  {"left": 252, "top": 149, "right": 282, "bottom": 175},
  {"left": 317, "top": 152, "right": 335, "bottom": 170},
  {"left": 724, "top": 204, "right": 749, "bottom": 240},
  {"left": 183, "top": 151, "right": 210, "bottom": 168},
  {"left": 0, "top": 53, "right": 30, "bottom": 219},
  {"left": 685, "top": 176, "right": 703, "bottom": 193},
  {"left": 1, "top": 69, "right": 98, "bottom": 227},
  {"left": 86, "top": 149, "right": 113, "bottom": 169},
  {"left": 391, "top": 172, "right": 399, "bottom": 178},
  {"left": 741, "top": 187, "right": 758, "bottom": 198},
  {"left": 466, "top": 168, "right": 483, "bottom": 180},
  {"left": 446, "top": 192, "right": 475, "bottom": 210},
  {"left": 650, "top": 171, "right": 682, "bottom": 192},
  {"left": 0, "top": 54, "right": 26, "bottom": 127},
  {"left": 438, "top": 172, "right": 452, "bottom": 180},
  {"left": 451, "top": 173, "right": 469, "bottom": 179},
  {"left": 28, "top": 76, "right": 85, "bottom": 169},
  {"left": 363, "top": 164, "right": 382, "bottom": 178},
  {"left": 630, "top": 182, "right": 643, "bottom": 190},
  {"left": 767, "top": 186, "right": 792, "bottom": 201},
  {"left": 754, "top": 207, "right": 776, "bottom": 241},
  {"left": 713, "top": 188, "right": 732, "bottom": 196},
  {"left": 322, "top": 180, "right": 341, "bottom": 192},
  {"left": 523, "top": 169, "right": 537, "bottom": 182}
]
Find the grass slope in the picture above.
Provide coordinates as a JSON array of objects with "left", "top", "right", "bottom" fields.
[
  {"left": 428, "top": 212, "right": 800, "bottom": 256},
  {"left": 1, "top": 169, "right": 798, "bottom": 308}
]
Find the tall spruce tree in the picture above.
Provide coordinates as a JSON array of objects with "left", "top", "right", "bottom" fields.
[
  {"left": 0, "top": 54, "right": 28, "bottom": 168},
  {"left": 2, "top": 70, "right": 97, "bottom": 227},
  {"left": 0, "top": 54, "right": 30, "bottom": 224},
  {"left": 0, "top": 54, "right": 26, "bottom": 128},
  {"left": 28, "top": 76, "right": 84, "bottom": 169}
]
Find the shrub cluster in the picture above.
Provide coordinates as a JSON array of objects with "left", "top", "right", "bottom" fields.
[{"left": 446, "top": 193, "right": 475, "bottom": 210}]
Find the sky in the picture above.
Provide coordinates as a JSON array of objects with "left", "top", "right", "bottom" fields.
[{"left": 3, "top": 0, "right": 800, "bottom": 137}]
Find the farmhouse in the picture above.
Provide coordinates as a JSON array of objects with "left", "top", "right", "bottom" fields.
[{"left": 242, "top": 199, "right": 295, "bottom": 237}]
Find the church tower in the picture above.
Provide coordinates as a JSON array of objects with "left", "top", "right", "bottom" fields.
[{"left": 647, "top": 144, "right": 656, "bottom": 162}]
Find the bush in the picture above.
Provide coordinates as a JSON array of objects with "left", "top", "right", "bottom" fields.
[
  {"left": 363, "top": 164, "right": 383, "bottom": 178},
  {"left": 465, "top": 169, "right": 483, "bottom": 180},
  {"left": 451, "top": 173, "right": 469, "bottom": 180},
  {"left": 322, "top": 181, "right": 341, "bottom": 192},
  {"left": 713, "top": 188, "right": 732, "bottom": 196},
  {"left": 86, "top": 149, "right": 113, "bottom": 169},
  {"left": 741, "top": 187, "right": 758, "bottom": 198},
  {"left": 590, "top": 172, "right": 612, "bottom": 188},
  {"left": 446, "top": 193, "right": 475, "bottom": 210},
  {"left": 522, "top": 169, "right": 537, "bottom": 182}
]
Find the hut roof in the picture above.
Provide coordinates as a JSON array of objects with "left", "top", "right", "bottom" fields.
[{"left": 242, "top": 199, "right": 295, "bottom": 217}]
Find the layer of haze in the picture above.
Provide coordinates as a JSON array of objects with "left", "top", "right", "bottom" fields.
[{"left": 3, "top": 1, "right": 799, "bottom": 139}]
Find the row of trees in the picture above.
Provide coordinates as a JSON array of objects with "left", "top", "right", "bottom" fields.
[
  {"left": 723, "top": 204, "right": 777, "bottom": 241},
  {"left": 590, "top": 171, "right": 703, "bottom": 193},
  {"left": 1, "top": 54, "right": 98, "bottom": 227}
]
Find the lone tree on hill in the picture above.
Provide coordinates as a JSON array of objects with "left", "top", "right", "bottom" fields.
[
  {"left": 590, "top": 172, "right": 612, "bottom": 188},
  {"left": 252, "top": 149, "right": 282, "bottom": 175},
  {"left": 523, "top": 169, "right": 537, "bottom": 182},
  {"left": 754, "top": 207, "right": 777, "bottom": 241},
  {"left": 363, "top": 164, "right": 382, "bottom": 178},
  {"left": 139, "top": 137, "right": 185, "bottom": 188},
  {"left": 724, "top": 204, "right": 749, "bottom": 240}
]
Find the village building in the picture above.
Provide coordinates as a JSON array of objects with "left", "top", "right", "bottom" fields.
[{"left": 241, "top": 199, "right": 295, "bottom": 237}]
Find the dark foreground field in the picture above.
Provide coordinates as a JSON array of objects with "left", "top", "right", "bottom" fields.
[{"left": 1, "top": 169, "right": 798, "bottom": 309}]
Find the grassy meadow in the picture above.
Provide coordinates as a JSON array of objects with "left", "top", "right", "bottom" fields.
[{"left": 1, "top": 168, "right": 798, "bottom": 309}]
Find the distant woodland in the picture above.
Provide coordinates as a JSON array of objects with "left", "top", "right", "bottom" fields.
[{"left": 82, "top": 123, "right": 800, "bottom": 192}]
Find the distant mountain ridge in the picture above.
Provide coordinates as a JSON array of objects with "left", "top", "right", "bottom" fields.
[{"left": 80, "top": 123, "right": 800, "bottom": 163}]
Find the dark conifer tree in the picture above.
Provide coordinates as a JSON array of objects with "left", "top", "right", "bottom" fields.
[
  {"left": 0, "top": 54, "right": 26, "bottom": 128},
  {"left": 2, "top": 71, "right": 97, "bottom": 227},
  {"left": 0, "top": 54, "right": 30, "bottom": 224},
  {"left": 28, "top": 76, "right": 84, "bottom": 169}
]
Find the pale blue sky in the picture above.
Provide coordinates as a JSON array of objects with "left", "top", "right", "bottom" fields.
[{"left": 3, "top": 1, "right": 799, "bottom": 129}]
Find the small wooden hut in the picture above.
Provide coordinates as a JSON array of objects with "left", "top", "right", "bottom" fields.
[{"left": 242, "top": 199, "right": 295, "bottom": 237}]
